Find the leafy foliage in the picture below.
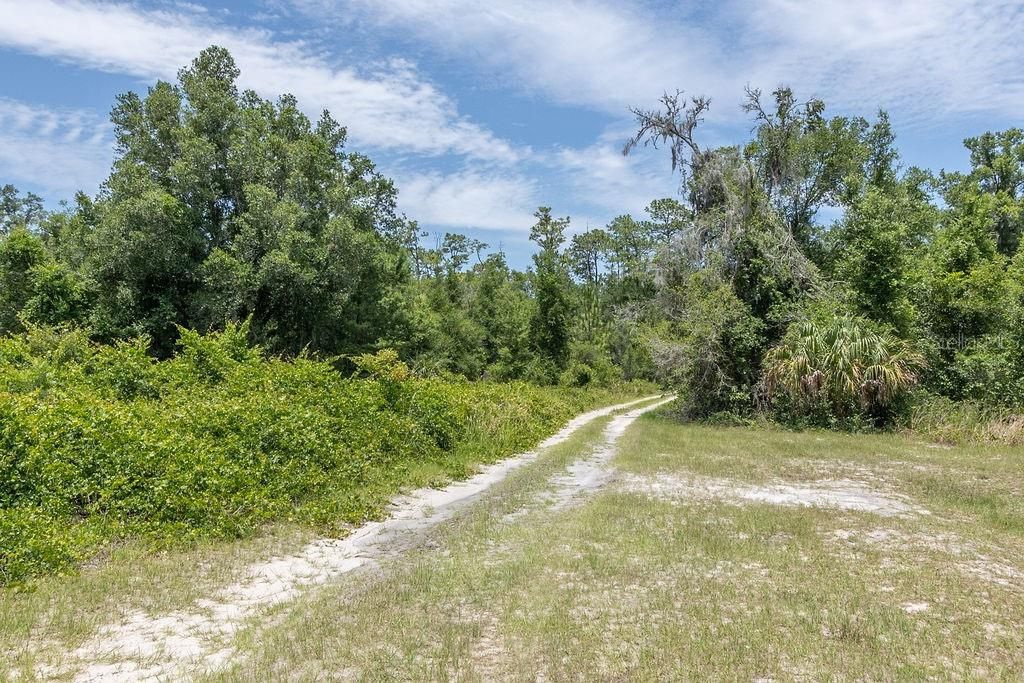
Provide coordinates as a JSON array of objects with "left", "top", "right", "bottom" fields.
[
  {"left": 46, "top": 47, "right": 406, "bottom": 356},
  {"left": 9, "top": 43, "right": 1024, "bottom": 589},
  {"left": 621, "top": 85, "right": 1024, "bottom": 428},
  {"left": 0, "top": 325, "right": 637, "bottom": 585},
  {"left": 763, "top": 316, "right": 924, "bottom": 423}
]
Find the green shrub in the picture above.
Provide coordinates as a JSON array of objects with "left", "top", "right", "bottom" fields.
[
  {"left": 522, "top": 357, "right": 560, "bottom": 385},
  {"left": 559, "top": 342, "right": 622, "bottom": 388},
  {"left": 763, "top": 315, "right": 924, "bottom": 426},
  {"left": 0, "top": 326, "right": 635, "bottom": 585},
  {"left": 0, "top": 507, "right": 91, "bottom": 586},
  {"left": 647, "top": 270, "right": 766, "bottom": 420}
]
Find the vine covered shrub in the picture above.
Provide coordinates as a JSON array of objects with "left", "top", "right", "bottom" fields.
[{"left": 0, "top": 325, "right": 632, "bottom": 585}]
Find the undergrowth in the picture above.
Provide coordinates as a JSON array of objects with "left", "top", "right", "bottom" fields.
[{"left": 0, "top": 323, "right": 647, "bottom": 586}]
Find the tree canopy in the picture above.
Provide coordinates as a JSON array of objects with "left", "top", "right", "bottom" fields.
[{"left": 5, "top": 46, "right": 1024, "bottom": 423}]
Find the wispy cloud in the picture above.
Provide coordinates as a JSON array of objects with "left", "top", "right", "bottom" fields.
[
  {"left": 393, "top": 169, "right": 538, "bottom": 232},
  {"left": 741, "top": 0, "right": 1024, "bottom": 124},
  {"left": 328, "top": 0, "right": 1024, "bottom": 126},
  {"left": 17, "top": 0, "right": 1013, "bottom": 238},
  {"left": 0, "top": 92, "right": 539, "bottom": 234},
  {"left": 309, "top": 0, "right": 733, "bottom": 114},
  {"left": 0, "top": 0, "right": 523, "bottom": 162},
  {"left": 0, "top": 99, "right": 113, "bottom": 197},
  {"left": 552, "top": 135, "right": 679, "bottom": 223}
]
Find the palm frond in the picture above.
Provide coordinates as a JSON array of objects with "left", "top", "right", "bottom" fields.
[{"left": 763, "top": 315, "right": 924, "bottom": 415}]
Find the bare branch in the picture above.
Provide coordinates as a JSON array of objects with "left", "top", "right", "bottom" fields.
[{"left": 623, "top": 91, "right": 710, "bottom": 176}]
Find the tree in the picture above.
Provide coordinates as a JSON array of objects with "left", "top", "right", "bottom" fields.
[
  {"left": 624, "top": 91, "right": 711, "bottom": 197},
  {"left": 567, "top": 229, "right": 610, "bottom": 287},
  {"left": 0, "top": 185, "right": 45, "bottom": 235},
  {"left": 915, "top": 201, "right": 1012, "bottom": 400},
  {"left": 624, "top": 89, "right": 820, "bottom": 301},
  {"left": 831, "top": 183, "right": 936, "bottom": 334},
  {"left": 0, "top": 228, "right": 87, "bottom": 333},
  {"left": 528, "top": 207, "right": 573, "bottom": 375},
  {"left": 471, "top": 253, "right": 533, "bottom": 378},
  {"left": 63, "top": 46, "right": 406, "bottom": 355},
  {"left": 942, "top": 129, "right": 1024, "bottom": 256},
  {"left": 529, "top": 206, "right": 568, "bottom": 253},
  {"left": 649, "top": 264, "right": 765, "bottom": 418},
  {"left": 623, "top": 85, "right": 916, "bottom": 418},
  {"left": 624, "top": 88, "right": 819, "bottom": 380},
  {"left": 742, "top": 87, "right": 899, "bottom": 250},
  {"left": 0, "top": 228, "right": 48, "bottom": 333},
  {"left": 643, "top": 197, "right": 689, "bottom": 243},
  {"left": 439, "top": 233, "right": 486, "bottom": 276},
  {"left": 917, "top": 205, "right": 1008, "bottom": 343}
]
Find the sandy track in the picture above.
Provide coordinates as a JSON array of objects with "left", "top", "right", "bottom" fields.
[
  {"left": 542, "top": 396, "right": 678, "bottom": 510},
  {"left": 42, "top": 395, "right": 665, "bottom": 682}
]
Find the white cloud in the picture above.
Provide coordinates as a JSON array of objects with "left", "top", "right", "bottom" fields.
[
  {"left": 551, "top": 131, "right": 680, "bottom": 222},
  {"left": 314, "top": 0, "right": 733, "bottom": 114},
  {"left": 0, "top": 99, "right": 113, "bottom": 197},
  {"left": 0, "top": 1, "right": 685, "bottom": 232},
  {"left": 3, "top": 0, "right": 1020, "bottom": 239},
  {"left": 0, "top": 93, "right": 541, "bottom": 235},
  {"left": 0, "top": 0, "right": 523, "bottom": 162},
  {"left": 329, "top": 0, "right": 1024, "bottom": 126},
  {"left": 394, "top": 135, "right": 681, "bottom": 237},
  {"left": 741, "top": 0, "right": 1024, "bottom": 124},
  {"left": 393, "top": 169, "right": 538, "bottom": 232}
]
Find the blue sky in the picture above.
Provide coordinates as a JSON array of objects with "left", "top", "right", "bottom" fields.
[{"left": 1, "top": 0, "right": 1022, "bottom": 267}]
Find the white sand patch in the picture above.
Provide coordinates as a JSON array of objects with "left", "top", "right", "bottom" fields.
[
  {"left": 830, "top": 528, "right": 973, "bottom": 555},
  {"left": 902, "top": 601, "right": 930, "bottom": 614},
  {"left": 40, "top": 396, "right": 664, "bottom": 683},
  {"left": 540, "top": 397, "right": 677, "bottom": 511},
  {"left": 828, "top": 528, "right": 1022, "bottom": 593},
  {"left": 620, "top": 473, "right": 929, "bottom": 517},
  {"left": 961, "top": 559, "right": 1024, "bottom": 588}
]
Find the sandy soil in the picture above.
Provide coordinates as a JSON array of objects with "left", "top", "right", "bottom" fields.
[
  {"left": 618, "top": 472, "right": 930, "bottom": 517},
  {"left": 541, "top": 396, "right": 677, "bottom": 510},
  {"left": 38, "top": 395, "right": 663, "bottom": 683}
]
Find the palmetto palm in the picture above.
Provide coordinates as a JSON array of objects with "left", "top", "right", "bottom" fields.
[{"left": 763, "top": 316, "right": 924, "bottom": 416}]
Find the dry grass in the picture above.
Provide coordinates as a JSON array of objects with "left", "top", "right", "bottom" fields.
[
  {"left": 203, "top": 413, "right": 1024, "bottom": 681},
  {"left": 7, "top": 405, "right": 1024, "bottom": 680},
  {"left": 0, "top": 525, "right": 317, "bottom": 680}
]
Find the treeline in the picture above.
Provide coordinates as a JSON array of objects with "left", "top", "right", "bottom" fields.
[
  {"left": 620, "top": 89, "right": 1024, "bottom": 429},
  {"left": 0, "top": 47, "right": 662, "bottom": 388},
  {"left": 3, "top": 47, "right": 1024, "bottom": 430}
]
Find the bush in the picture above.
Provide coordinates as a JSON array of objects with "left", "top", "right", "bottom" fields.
[
  {"left": 522, "top": 357, "right": 560, "bottom": 385},
  {"left": 647, "top": 270, "right": 766, "bottom": 420},
  {"left": 0, "top": 507, "right": 92, "bottom": 586},
  {"left": 559, "top": 342, "right": 622, "bottom": 388},
  {"left": 763, "top": 315, "right": 924, "bottom": 426},
  {"left": 0, "top": 326, "right": 632, "bottom": 585}
]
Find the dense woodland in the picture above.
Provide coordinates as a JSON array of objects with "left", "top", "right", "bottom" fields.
[{"left": 3, "top": 46, "right": 1024, "bottom": 428}]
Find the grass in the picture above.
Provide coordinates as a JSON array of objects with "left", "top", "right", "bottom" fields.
[
  {"left": 6, "top": 401, "right": 1023, "bottom": 680},
  {"left": 0, "top": 523, "right": 314, "bottom": 677},
  {"left": 0, "top": 395, "right": 656, "bottom": 680},
  {"left": 208, "top": 410, "right": 1024, "bottom": 681},
  {"left": 205, "top": 410, "right": 632, "bottom": 682}
]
